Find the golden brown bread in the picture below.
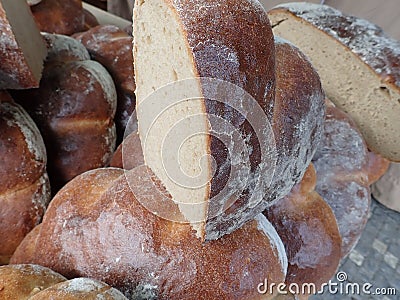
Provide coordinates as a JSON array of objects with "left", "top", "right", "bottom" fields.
[
  {"left": 11, "top": 34, "right": 117, "bottom": 191},
  {"left": 30, "top": 0, "right": 85, "bottom": 35},
  {"left": 0, "top": 264, "right": 128, "bottom": 299},
  {"left": 0, "top": 92, "right": 50, "bottom": 265},
  {"left": 73, "top": 25, "right": 135, "bottom": 143},
  {"left": 264, "top": 164, "right": 342, "bottom": 290},
  {"left": 312, "top": 100, "right": 371, "bottom": 258},
  {"left": 366, "top": 151, "right": 390, "bottom": 185},
  {"left": 11, "top": 167, "right": 288, "bottom": 300},
  {"left": 0, "top": 264, "right": 66, "bottom": 299}
]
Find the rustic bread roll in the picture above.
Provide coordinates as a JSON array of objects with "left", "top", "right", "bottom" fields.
[
  {"left": 0, "top": 0, "right": 47, "bottom": 89},
  {"left": 0, "top": 264, "right": 128, "bottom": 299},
  {"left": 0, "top": 264, "right": 66, "bottom": 299},
  {"left": 30, "top": 0, "right": 85, "bottom": 35},
  {"left": 73, "top": 25, "right": 135, "bottom": 143},
  {"left": 268, "top": 2, "right": 400, "bottom": 161},
  {"left": 29, "top": 278, "right": 128, "bottom": 300},
  {"left": 11, "top": 167, "right": 288, "bottom": 300},
  {"left": 312, "top": 100, "right": 371, "bottom": 258},
  {"left": 264, "top": 164, "right": 342, "bottom": 290},
  {"left": 0, "top": 92, "right": 51, "bottom": 265},
  {"left": 133, "top": 0, "right": 325, "bottom": 240},
  {"left": 12, "top": 34, "right": 117, "bottom": 191}
]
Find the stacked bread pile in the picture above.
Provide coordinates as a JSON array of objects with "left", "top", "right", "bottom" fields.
[{"left": 0, "top": 0, "right": 397, "bottom": 299}]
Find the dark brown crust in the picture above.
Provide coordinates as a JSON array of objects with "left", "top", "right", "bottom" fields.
[
  {"left": 312, "top": 102, "right": 371, "bottom": 257},
  {"left": 12, "top": 167, "right": 286, "bottom": 300},
  {"left": 165, "top": 0, "right": 275, "bottom": 240},
  {"left": 82, "top": 8, "right": 100, "bottom": 31},
  {"left": 31, "top": 0, "right": 85, "bottom": 35},
  {"left": 0, "top": 97, "right": 50, "bottom": 264},
  {"left": 0, "top": 2, "right": 45, "bottom": 89},
  {"left": 73, "top": 25, "right": 136, "bottom": 143},
  {"left": 264, "top": 164, "right": 342, "bottom": 288},
  {"left": 0, "top": 264, "right": 66, "bottom": 299},
  {"left": 11, "top": 34, "right": 117, "bottom": 192},
  {"left": 269, "top": 3, "right": 400, "bottom": 90}
]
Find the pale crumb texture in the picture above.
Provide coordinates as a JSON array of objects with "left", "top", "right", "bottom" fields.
[{"left": 269, "top": 2, "right": 400, "bottom": 161}]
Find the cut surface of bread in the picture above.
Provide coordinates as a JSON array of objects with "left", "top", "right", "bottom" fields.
[
  {"left": 133, "top": 0, "right": 276, "bottom": 239},
  {"left": 0, "top": 0, "right": 47, "bottom": 89},
  {"left": 269, "top": 3, "right": 400, "bottom": 161}
]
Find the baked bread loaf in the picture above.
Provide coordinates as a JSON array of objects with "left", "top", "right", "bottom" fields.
[
  {"left": 366, "top": 151, "right": 390, "bottom": 185},
  {"left": 133, "top": 0, "right": 325, "bottom": 240},
  {"left": 11, "top": 167, "right": 288, "bottom": 300},
  {"left": 30, "top": 0, "right": 85, "bottom": 35},
  {"left": 0, "top": 0, "right": 47, "bottom": 89},
  {"left": 82, "top": 7, "right": 100, "bottom": 31},
  {"left": 0, "top": 264, "right": 128, "bottom": 299},
  {"left": 73, "top": 25, "right": 135, "bottom": 143},
  {"left": 12, "top": 33, "right": 117, "bottom": 191},
  {"left": 264, "top": 164, "right": 341, "bottom": 290},
  {"left": 312, "top": 100, "right": 371, "bottom": 258},
  {"left": 268, "top": 2, "right": 400, "bottom": 161},
  {"left": 0, "top": 91, "right": 50, "bottom": 265}
]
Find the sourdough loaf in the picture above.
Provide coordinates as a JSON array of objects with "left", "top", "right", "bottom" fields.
[
  {"left": 30, "top": 0, "right": 85, "bottom": 35},
  {"left": 0, "top": 91, "right": 50, "bottom": 265},
  {"left": 264, "top": 164, "right": 342, "bottom": 290},
  {"left": 11, "top": 167, "right": 288, "bottom": 300},
  {"left": 268, "top": 2, "right": 400, "bottom": 161},
  {"left": 133, "top": 0, "right": 325, "bottom": 240},
  {"left": 73, "top": 25, "right": 135, "bottom": 143},
  {"left": 312, "top": 100, "right": 371, "bottom": 257},
  {"left": 12, "top": 33, "right": 117, "bottom": 191},
  {"left": 0, "top": 264, "right": 128, "bottom": 299},
  {"left": 0, "top": 0, "right": 47, "bottom": 89}
]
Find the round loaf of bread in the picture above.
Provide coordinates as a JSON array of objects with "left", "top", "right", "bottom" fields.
[
  {"left": 264, "top": 164, "right": 342, "bottom": 290},
  {"left": 109, "top": 131, "right": 144, "bottom": 169},
  {"left": 12, "top": 34, "right": 117, "bottom": 191},
  {"left": 30, "top": 0, "right": 85, "bottom": 35},
  {"left": 11, "top": 167, "right": 288, "bottom": 300},
  {"left": 0, "top": 92, "right": 51, "bottom": 265},
  {"left": 73, "top": 25, "right": 136, "bottom": 143},
  {"left": 0, "top": 264, "right": 66, "bottom": 299},
  {"left": 312, "top": 100, "right": 371, "bottom": 258},
  {"left": 0, "top": 264, "right": 128, "bottom": 299}
]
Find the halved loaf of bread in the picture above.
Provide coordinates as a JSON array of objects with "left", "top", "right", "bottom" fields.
[
  {"left": 268, "top": 2, "right": 400, "bottom": 162},
  {"left": 0, "top": 0, "right": 47, "bottom": 89},
  {"left": 133, "top": 0, "right": 325, "bottom": 240}
]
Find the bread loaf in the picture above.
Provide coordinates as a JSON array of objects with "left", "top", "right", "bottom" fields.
[
  {"left": 30, "top": 0, "right": 85, "bottom": 35},
  {"left": 312, "top": 100, "right": 371, "bottom": 257},
  {"left": 264, "top": 164, "right": 341, "bottom": 290},
  {"left": 73, "top": 25, "right": 135, "bottom": 143},
  {"left": 11, "top": 167, "right": 288, "bottom": 300},
  {"left": 0, "top": 91, "right": 50, "bottom": 265},
  {"left": 268, "top": 2, "right": 400, "bottom": 161},
  {"left": 133, "top": 0, "right": 325, "bottom": 240},
  {"left": 366, "top": 151, "right": 390, "bottom": 185},
  {"left": 109, "top": 131, "right": 143, "bottom": 169},
  {"left": 11, "top": 33, "right": 117, "bottom": 191},
  {"left": 0, "top": 0, "right": 47, "bottom": 89},
  {"left": 0, "top": 264, "right": 128, "bottom": 299}
]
